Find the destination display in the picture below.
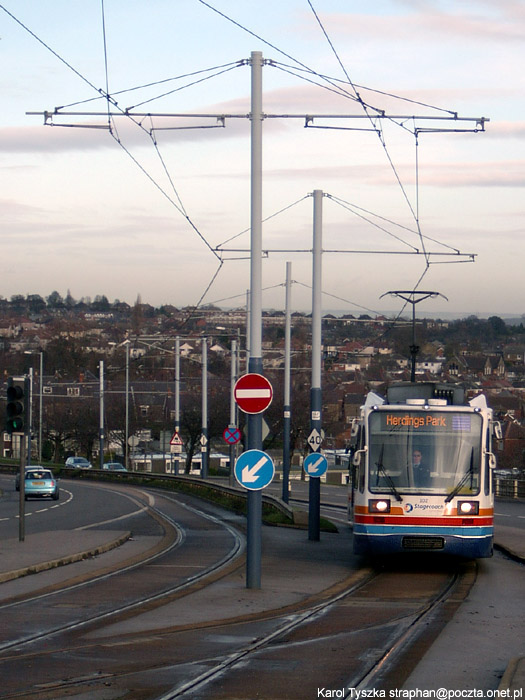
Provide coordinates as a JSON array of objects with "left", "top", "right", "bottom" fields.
[{"left": 378, "top": 411, "right": 478, "bottom": 433}]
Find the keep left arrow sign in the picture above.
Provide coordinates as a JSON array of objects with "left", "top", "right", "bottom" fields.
[
  {"left": 242, "top": 455, "right": 268, "bottom": 483},
  {"left": 234, "top": 449, "right": 275, "bottom": 491}
]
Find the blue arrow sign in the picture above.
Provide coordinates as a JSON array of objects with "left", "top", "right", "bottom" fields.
[
  {"left": 234, "top": 449, "right": 275, "bottom": 491},
  {"left": 304, "top": 452, "right": 328, "bottom": 477}
]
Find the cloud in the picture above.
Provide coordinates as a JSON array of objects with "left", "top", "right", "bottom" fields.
[
  {"left": 0, "top": 124, "right": 114, "bottom": 153},
  {"left": 255, "top": 158, "right": 525, "bottom": 189},
  {"left": 488, "top": 121, "right": 525, "bottom": 139},
  {"left": 327, "top": 3, "right": 525, "bottom": 45}
]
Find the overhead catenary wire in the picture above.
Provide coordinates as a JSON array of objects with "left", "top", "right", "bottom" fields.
[
  {"left": 270, "top": 62, "right": 457, "bottom": 118},
  {"left": 54, "top": 61, "right": 247, "bottom": 111},
  {"left": 3, "top": 2, "right": 486, "bottom": 322},
  {"left": 0, "top": 0, "right": 228, "bottom": 315},
  {"left": 0, "top": 4, "right": 224, "bottom": 259},
  {"left": 193, "top": 0, "right": 476, "bottom": 293},
  {"left": 326, "top": 195, "right": 466, "bottom": 256},
  {"left": 305, "top": 0, "right": 429, "bottom": 265},
  {"left": 100, "top": 0, "right": 112, "bottom": 133},
  {"left": 215, "top": 192, "right": 475, "bottom": 262},
  {"left": 215, "top": 196, "right": 310, "bottom": 249}
]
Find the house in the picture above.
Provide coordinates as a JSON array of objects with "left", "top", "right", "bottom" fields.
[
  {"left": 497, "top": 419, "right": 525, "bottom": 471},
  {"left": 445, "top": 353, "right": 506, "bottom": 380},
  {"left": 415, "top": 356, "right": 444, "bottom": 376}
]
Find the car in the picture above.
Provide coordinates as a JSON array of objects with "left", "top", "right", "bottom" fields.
[
  {"left": 15, "top": 467, "right": 30, "bottom": 491},
  {"left": 103, "top": 462, "right": 128, "bottom": 472},
  {"left": 65, "top": 456, "right": 92, "bottom": 469},
  {"left": 23, "top": 467, "right": 59, "bottom": 501}
]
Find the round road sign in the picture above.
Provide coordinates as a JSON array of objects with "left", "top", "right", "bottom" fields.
[
  {"left": 234, "top": 449, "right": 275, "bottom": 490},
  {"left": 223, "top": 426, "right": 242, "bottom": 445},
  {"left": 234, "top": 373, "right": 273, "bottom": 414},
  {"left": 303, "top": 452, "right": 328, "bottom": 477}
]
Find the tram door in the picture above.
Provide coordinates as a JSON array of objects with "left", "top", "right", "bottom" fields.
[{"left": 348, "top": 420, "right": 365, "bottom": 522}]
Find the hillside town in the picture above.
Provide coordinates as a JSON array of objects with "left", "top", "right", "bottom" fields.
[{"left": 1, "top": 292, "right": 525, "bottom": 474}]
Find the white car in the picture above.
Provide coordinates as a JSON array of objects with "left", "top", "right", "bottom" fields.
[
  {"left": 103, "top": 462, "right": 127, "bottom": 472},
  {"left": 65, "top": 456, "right": 92, "bottom": 469}
]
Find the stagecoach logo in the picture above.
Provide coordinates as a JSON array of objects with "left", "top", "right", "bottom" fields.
[{"left": 405, "top": 501, "right": 442, "bottom": 513}]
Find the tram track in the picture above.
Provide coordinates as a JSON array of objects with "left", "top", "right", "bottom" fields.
[
  {"left": 152, "top": 559, "right": 475, "bottom": 700},
  {"left": 0, "top": 490, "right": 182, "bottom": 611},
  {"left": 351, "top": 561, "right": 478, "bottom": 693},
  {"left": 0, "top": 488, "right": 245, "bottom": 658},
  {"left": 0, "top": 558, "right": 474, "bottom": 699},
  {"left": 0, "top": 481, "right": 480, "bottom": 699}
]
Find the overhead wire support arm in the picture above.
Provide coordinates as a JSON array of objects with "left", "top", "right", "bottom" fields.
[
  {"left": 215, "top": 247, "right": 477, "bottom": 258},
  {"left": 27, "top": 109, "right": 489, "bottom": 135}
]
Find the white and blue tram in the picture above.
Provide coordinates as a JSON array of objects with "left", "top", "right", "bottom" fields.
[{"left": 349, "top": 383, "right": 499, "bottom": 558}]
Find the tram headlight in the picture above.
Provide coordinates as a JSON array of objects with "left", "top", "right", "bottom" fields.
[
  {"left": 369, "top": 499, "right": 391, "bottom": 513},
  {"left": 457, "top": 500, "right": 479, "bottom": 515}
]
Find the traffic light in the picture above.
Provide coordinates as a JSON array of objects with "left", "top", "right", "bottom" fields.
[{"left": 6, "top": 377, "right": 26, "bottom": 433}]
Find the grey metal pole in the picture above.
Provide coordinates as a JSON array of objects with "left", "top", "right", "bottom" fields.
[
  {"left": 229, "top": 338, "right": 238, "bottom": 486},
  {"left": 27, "top": 367, "right": 33, "bottom": 465},
  {"left": 245, "top": 289, "right": 251, "bottom": 364},
  {"left": 411, "top": 301, "right": 417, "bottom": 382},
  {"left": 174, "top": 335, "right": 180, "bottom": 475},
  {"left": 309, "top": 190, "right": 323, "bottom": 541},
  {"left": 125, "top": 341, "right": 129, "bottom": 469},
  {"left": 18, "top": 375, "right": 30, "bottom": 542},
  {"left": 282, "top": 261, "right": 292, "bottom": 503},
  {"left": 99, "top": 360, "right": 104, "bottom": 469},
  {"left": 38, "top": 352, "right": 43, "bottom": 463},
  {"left": 19, "top": 429, "right": 27, "bottom": 542},
  {"left": 201, "top": 337, "right": 208, "bottom": 479},
  {"left": 247, "top": 50, "right": 264, "bottom": 589}
]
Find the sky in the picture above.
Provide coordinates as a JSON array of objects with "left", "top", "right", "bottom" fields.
[{"left": 1, "top": 0, "right": 524, "bottom": 319}]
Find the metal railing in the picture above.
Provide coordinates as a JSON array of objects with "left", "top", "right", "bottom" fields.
[{"left": 494, "top": 476, "right": 525, "bottom": 499}]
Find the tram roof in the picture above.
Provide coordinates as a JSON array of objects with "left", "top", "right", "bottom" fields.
[{"left": 386, "top": 382, "right": 465, "bottom": 406}]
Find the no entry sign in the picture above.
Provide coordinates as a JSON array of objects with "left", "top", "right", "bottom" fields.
[{"left": 234, "top": 373, "right": 273, "bottom": 414}]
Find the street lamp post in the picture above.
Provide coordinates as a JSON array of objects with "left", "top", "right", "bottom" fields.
[
  {"left": 124, "top": 340, "right": 130, "bottom": 470},
  {"left": 24, "top": 350, "right": 44, "bottom": 463}
]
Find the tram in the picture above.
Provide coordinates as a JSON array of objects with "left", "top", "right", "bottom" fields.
[{"left": 349, "top": 382, "right": 500, "bottom": 558}]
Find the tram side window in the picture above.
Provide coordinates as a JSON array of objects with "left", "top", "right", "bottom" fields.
[
  {"left": 485, "top": 428, "right": 491, "bottom": 496},
  {"left": 353, "top": 424, "right": 365, "bottom": 493}
]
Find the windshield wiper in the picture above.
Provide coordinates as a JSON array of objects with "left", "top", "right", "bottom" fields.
[
  {"left": 445, "top": 448, "right": 474, "bottom": 503},
  {"left": 376, "top": 446, "right": 403, "bottom": 503}
]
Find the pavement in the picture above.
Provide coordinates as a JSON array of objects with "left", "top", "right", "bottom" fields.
[
  {"left": 0, "top": 529, "right": 132, "bottom": 584},
  {"left": 492, "top": 526, "right": 525, "bottom": 696},
  {"left": 0, "top": 515, "right": 523, "bottom": 693}
]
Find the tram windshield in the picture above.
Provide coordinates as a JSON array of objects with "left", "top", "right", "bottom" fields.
[{"left": 368, "top": 410, "right": 483, "bottom": 495}]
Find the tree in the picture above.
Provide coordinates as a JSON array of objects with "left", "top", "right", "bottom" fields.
[
  {"left": 488, "top": 316, "right": 507, "bottom": 338},
  {"left": 92, "top": 295, "right": 110, "bottom": 311},
  {"left": 131, "top": 295, "right": 144, "bottom": 334},
  {"left": 45, "top": 336, "right": 92, "bottom": 377},
  {"left": 27, "top": 294, "right": 46, "bottom": 314},
  {"left": 46, "top": 291, "right": 64, "bottom": 309},
  {"left": 64, "top": 290, "right": 76, "bottom": 308}
]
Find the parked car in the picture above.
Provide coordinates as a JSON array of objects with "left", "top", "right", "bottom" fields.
[
  {"left": 65, "top": 456, "right": 92, "bottom": 469},
  {"left": 23, "top": 467, "right": 59, "bottom": 500},
  {"left": 103, "top": 462, "right": 127, "bottom": 472}
]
